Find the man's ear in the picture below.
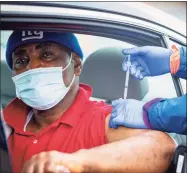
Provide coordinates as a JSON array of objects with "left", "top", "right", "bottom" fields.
[{"left": 72, "top": 52, "right": 82, "bottom": 76}]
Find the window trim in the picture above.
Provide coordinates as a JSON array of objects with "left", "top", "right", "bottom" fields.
[{"left": 1, "top": 3, "right": 186, "bottom": 43}]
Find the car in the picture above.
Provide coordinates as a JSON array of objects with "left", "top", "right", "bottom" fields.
[{"left": 0, "top": 2, "right": 186, "bottom": 173}]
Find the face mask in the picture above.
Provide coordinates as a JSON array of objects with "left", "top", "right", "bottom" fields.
[{"left": 12, "top": 55, "right": 75, "bottom": 110}]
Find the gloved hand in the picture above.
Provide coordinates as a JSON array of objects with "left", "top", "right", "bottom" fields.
[
  {"left": 122, "top": 46, "right": 173, "bottom": 80},
  {"left": 109, "top": 98, "right": 148, "bottom": 129}
]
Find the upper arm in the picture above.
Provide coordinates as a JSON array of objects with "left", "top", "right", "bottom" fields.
[
  {"left": 105, "top": 114, "right": 150, "bottom": 143},
  {"left": 105, "top": 114, "right": 176, "bottom": 146}
]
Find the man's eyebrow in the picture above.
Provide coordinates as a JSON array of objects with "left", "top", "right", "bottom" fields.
[{"left": 13, "top": 49, "right": 26, "bottom": 55}]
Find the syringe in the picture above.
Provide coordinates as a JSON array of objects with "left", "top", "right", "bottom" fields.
[{"left": 124, "top": 55, "right": 131, "bottom": 99}]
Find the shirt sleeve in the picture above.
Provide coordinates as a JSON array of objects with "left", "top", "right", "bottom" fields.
[
  {"left": 86, "top": 101, "right": 112, "bottom": 146},
  {"left": 174, "top": 46, "right": 187, "bottom": 79},
  {"left": 145, "top": 94, "right": 187, "bottom": 135}
]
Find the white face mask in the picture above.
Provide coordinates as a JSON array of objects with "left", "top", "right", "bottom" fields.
[{"left": 12, "top": 55, "right": 75, "bottom": 110}]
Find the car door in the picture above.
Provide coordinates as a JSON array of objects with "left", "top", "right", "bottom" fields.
[{"left": 0, "top": 2, "right": 186, "bottom": 173}]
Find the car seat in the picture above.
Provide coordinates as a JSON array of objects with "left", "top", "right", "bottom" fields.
[
  {"left": 80, "top": 47, "right": 149, "bottom": 101},
  {"left": 1, "top": 60, "right": 16, "bottom": 109}
]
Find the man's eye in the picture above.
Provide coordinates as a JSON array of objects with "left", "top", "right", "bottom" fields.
[
  {"left": 41, "top": 52, "right": 54, "bottom": 59},
  {"left": 15, "top": 58, "right": 28, "bottom": 65}
]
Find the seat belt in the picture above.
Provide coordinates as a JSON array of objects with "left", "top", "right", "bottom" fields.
[
  {"left": 174, "top": 145, "right": 187, "bottom": 173},
  {"left": 0, "top": 110, "right": 12, "bottom": 173}
]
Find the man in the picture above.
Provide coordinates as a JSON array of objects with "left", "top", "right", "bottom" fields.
[{"left": 3, "top": 30, "right": 176, "bottom": 173}]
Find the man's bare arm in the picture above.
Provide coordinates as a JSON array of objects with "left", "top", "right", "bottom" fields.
[
  {"left": 21, "top": 114, "right": 176, "bottom": 173},
  {"left": 72, "top": 114, "right": 176, "bottom": 173}
]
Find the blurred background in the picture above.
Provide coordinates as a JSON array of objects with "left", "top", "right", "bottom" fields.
[{"left": 144, "top": 1, "right": 186, "bottom": 22}]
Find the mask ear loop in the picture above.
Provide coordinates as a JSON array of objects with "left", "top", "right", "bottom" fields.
[
  {"left": 62, "top": 52, "right": 73, "bottom": 72},
  {"left": 62, "top": 52, "right": 75, "bottom": 88}
]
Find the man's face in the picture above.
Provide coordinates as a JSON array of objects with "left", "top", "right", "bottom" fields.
[{"left": 12, "top": 42, "right": 82, "bottom": 86}]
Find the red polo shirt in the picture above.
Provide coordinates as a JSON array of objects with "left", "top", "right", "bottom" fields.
[{"left": 3, "top": 84, "right": 112, "bottom": 173}]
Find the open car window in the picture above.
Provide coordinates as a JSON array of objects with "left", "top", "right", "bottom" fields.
[{"left": 0, "top": 31, "right": 178, "bottom": 105}]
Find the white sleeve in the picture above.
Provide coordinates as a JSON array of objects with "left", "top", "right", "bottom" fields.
[
  {"left": 167, "top": 132, "right": 186, "bottom": 148},
  {"left": 1, "top": 110, "right": 12, "bottom": 140}
]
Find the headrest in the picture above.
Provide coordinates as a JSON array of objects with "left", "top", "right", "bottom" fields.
[{"left": 80, "top": 47, "right": 149, "bottom": 101}]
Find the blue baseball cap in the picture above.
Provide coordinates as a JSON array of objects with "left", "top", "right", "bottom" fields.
[{"left": 6, "top": 31, "right": 83, "bottom": 69}]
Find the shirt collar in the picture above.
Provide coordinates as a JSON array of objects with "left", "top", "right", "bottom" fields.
[
  {"left": 58, "top": 83, "right": 92, "bottom": 127},
  {"left": 3, "top": 83, "right": 93, "bottom": 130},
  {"left": 3, "top": 98, "right": 31, "bottom": 131}
]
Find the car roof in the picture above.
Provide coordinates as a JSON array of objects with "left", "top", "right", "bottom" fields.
[
  {"left": 1, "top": 2, "right": 186, "bottom": 44},
  {"left": 30, "top": 2, "right": 186, "bottom": 36}
]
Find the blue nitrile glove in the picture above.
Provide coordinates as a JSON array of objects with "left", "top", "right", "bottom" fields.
[
  {"left": 109, "top": 98, "right": 148, "bottom": 129},
  {"left": 122, "top": 46, "right": 173, "bottom": 80}
]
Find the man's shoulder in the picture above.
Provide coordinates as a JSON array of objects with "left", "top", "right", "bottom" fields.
[
  {"left": 81, "top": 100, "right": 112, "bottom": 136},
  {"left": 79, "top": 100, "right": 112, "bottom": 146},
  {"left": 79, "top": 83, "right": 112, "bottom": 118},
  {"left": 3, "top": 98, "right": 28, "bottom": 114},
  {"left": 3, "top": 98, "right": 29, "bottom": 129},
  {"left": 86, "top": 100, "right": 112, "bottom": 117}
]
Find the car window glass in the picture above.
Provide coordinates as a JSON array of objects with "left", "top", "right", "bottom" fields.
[
  {"left": 75, "top": 34, "right": 136, "bottom": 61},
  {"left": 142, "top": 74, "right": 177, "bottom": 101},
  {"left": 1, "top": 31, "right": 12, "bottom": 62}
]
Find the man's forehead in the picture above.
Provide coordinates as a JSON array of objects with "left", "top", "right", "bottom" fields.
[{"left": 14, "top": 42, "right": 62, "bottom": 52}]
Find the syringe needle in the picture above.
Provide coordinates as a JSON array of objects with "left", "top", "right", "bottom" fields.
[{"left": 124, "top": 55, "right": 131, "bottom": 99}]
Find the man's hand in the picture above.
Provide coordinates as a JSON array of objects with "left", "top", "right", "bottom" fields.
[{"left": 21, "top": 151, "right": 83, "bottom": 173}]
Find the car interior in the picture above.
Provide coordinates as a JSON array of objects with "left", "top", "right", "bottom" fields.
[{"left": 80, "top": 46, "right": 149, "bottom": 102}]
